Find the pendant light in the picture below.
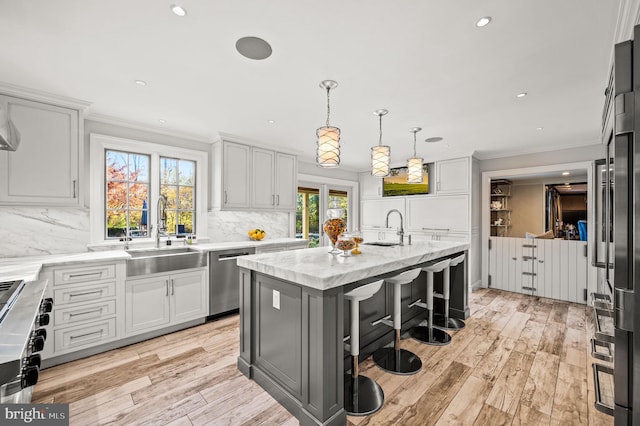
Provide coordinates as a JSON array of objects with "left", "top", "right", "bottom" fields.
[
  {"left": 371, "top": 109, "right": 390, "bottom": 177},
  {"left": 407, "top": 127, "right": 423, "bottom": 183},
  {"left": 316, "top": 80, "right": 341, "bottom": 168}
]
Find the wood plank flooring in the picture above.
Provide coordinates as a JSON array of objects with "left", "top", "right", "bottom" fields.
[{"left": 32, "top": 288, "right": 613, "bottom": 425}]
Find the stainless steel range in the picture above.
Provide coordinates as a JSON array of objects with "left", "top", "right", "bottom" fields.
[{"left": 0, "top": 279, "right": 51, "bottom": 404}]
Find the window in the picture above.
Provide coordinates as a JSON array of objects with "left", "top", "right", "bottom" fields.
[
  {"left": 105, "top": 150, "right": 150, "bottom": 239},
  {"left": 160, "top": 157, "right": 196, "bottom": 235},
  {"left": 90, "top": 134, "right": 208, "bottom": 245}
]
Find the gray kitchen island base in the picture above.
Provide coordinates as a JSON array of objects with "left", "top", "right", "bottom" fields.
[{"left": 236, "top": 243, "right": 469, "bottom": 426}]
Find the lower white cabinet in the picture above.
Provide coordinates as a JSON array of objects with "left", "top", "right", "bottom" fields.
[
  {"left": 406, "top": 195, "right": 469, "bottom": 233},
  {"left": 125, "top": 268, "right": 207, "bottom": 336}
]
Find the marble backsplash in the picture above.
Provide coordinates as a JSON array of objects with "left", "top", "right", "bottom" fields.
[
  {"left": 0, "top": 207, "right": 292, "bottom": 258},
  {"left": 0, "top": 207, "right": 91, "bottom": 258},
  {"left": 207, "top": 210, "right": 291, "bottom": 242}
]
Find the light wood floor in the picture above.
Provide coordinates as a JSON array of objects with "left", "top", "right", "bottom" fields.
[{"left": 33, "top": 288, "right": 613, "bottom": 425}]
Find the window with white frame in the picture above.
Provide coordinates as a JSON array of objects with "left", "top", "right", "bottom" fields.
[
  {"left": 90, "top": 134, "right": 208, "bottom": 244},
  {"left": 105, "top": 150, "right": 150, "bottom": 239},
  {"left": 160, "top": 157, "right": 196, "bottom": 235}
]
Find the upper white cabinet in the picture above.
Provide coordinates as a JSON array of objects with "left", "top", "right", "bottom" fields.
[
  {"left": 361, "top": 198, "right": 405, "bottom": 229},
  {"left": 435, "top": 157, "right": 469, "bottom": 194},
  {"left": 0, "top": 94, "right": 84, "bottom": 206},
  {"left": 222, "top": 141, "right": 251, "bottom": 209},
  {"left": 406, "top": 195, "right": 469, "bottom": 233},
  {"left": 359, "top": 172, "right": 382, "bottom": 198},
  {"left": 251, "top": 149, "right": 297, "bottom": 210},
  {"left": 213, "top": 139, "right": 297, "bottom": 211}
]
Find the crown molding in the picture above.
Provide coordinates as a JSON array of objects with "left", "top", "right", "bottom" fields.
[
  {"left": 0, "top": 81, "right": 91, "bottom": 110},
  {"left": 87, "top": 113, "right": 213, "bottom": 144}
]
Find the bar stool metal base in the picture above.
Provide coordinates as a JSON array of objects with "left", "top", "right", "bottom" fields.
[
  {"left": 372, "top": 347, "right": 422, "bottom": 375},
  {"left": 410, "top": 325, "right": 452, "bottom": 346},
  {"left": 433, "top": 314, "right": 466, "bottom": 330},
  {"left": 343, "top": 374, "right": 385, "bottom": 416}
]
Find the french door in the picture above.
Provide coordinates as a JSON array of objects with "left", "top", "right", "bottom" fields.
[{"left": 296, "top": 182, "right": 351, "bottom": 248}]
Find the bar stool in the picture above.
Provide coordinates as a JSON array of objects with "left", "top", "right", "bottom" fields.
[
  {"left": 433, "top": 253, "right": 466, "bottom": 330},
  {"left": 372, "top": 268, "right": 422, "bottom": 375},
  {"left": 344, "top": 280, "right": 385, "bottom": 416},
  {"left": 409, "top": 259, "right": 452, "bottom": 346}
]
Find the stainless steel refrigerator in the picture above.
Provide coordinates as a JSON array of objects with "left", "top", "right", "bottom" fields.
[{"left": 612, "top": 24, "right": 640, "bottom": 425}]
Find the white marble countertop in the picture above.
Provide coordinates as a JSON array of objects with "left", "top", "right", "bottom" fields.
[
  {"left": 0, "top": 238, "right": 307, "bottom": 282},
  {"left": 236, "top": 240, "right": 469, "bottom": 291}
]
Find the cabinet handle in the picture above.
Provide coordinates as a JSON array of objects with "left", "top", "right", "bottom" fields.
[
  {"left": 276, "top": 195, "right": 280, "bottom": 206},
  {"left": 69, "top": 308, "right": 102, "bottom": 318},
  {"left": 171, "top": 279, "right": 174, "bottom": 295},
  {"left": 69, "top": 330, "right": 103, "bottom": 340},
  {"left": 68, "top": 272, "right": 103, "bottom": 279},
  {"left": 69, "top": 290, "right": 103, "bottom": 298},
  {"left": 72, "top": 180, "right": 77, "bottom": 198},
  {"left": 166, "top": 280, "right": 169, "bottom": 296},
  {"left": 272, "top": 194, "right": 275, "bottom": 205},
  {"left": 224, "top": 190, "right": 228, "bottom": 204},
  {"left": 437, "top": 181, "right": 441, "bottom": 191},
  {"left": 422, "top": 227, "right": 449, "bottom": 232}
]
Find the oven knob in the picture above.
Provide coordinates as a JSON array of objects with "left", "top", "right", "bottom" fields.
[
  {"left": 21, "top": 365, "right": 39, "bottom": 389},
  {"left": 33, "top": 328, "right": 47, "bottom": 341},
  {"left": 38, "top": 313, "right": 50, "bottom": 327},
  {"left": 40, "top": 298, "right": 53, "bottom": 313},
  {"left": 31, "top": 335, "right": 45, "bottom": 353},
  {"left": 26, "top": 354, "right": 41, "bottom": 369}
]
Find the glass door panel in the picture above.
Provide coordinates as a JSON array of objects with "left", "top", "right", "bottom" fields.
[{"left": 297, "top": 186, "right": 320, "bottom": 247}]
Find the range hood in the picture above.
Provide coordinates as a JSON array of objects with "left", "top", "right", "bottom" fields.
[{"left": 0, "top": 105, "right": 20, "bottom": 151}]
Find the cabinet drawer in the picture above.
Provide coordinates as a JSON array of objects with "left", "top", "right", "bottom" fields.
[
  {"left": 54, "top": 264, "right": 116, "bottom": 285},
  {"left": 53, "top": 282, "right": 116, "bottom": 305},
  {"left": 54, "top": 300, "right": 116, "bottom": 327},
  {"left": 54, "top": 318, "right": 117, "bottom": 353}
]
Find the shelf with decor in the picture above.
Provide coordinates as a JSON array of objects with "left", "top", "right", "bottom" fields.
[{"left": 490, "top": 179, "right": 512, "bottom": 237}]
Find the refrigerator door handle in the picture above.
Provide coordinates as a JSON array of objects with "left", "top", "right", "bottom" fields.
[{"left": 615, "top": 288, "right": 635, "bottom": 332}]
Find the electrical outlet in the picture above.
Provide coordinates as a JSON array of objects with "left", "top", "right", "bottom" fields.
[{"left": 272, "top": 289, "right": 280, "bottom": 310}]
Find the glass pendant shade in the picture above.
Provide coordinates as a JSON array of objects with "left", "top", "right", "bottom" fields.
[
  {"left": 407, "top": 157, "right": 424, "bottom": 183},
  {"left": 316, "top": 126, "right": 341, "bottom": 168},
  {"left": 371, "top": 145, "right": 391, "bottom": 177}
]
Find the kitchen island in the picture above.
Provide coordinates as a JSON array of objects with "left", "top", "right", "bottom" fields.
[{"left": 236, "top": 240, "right": 469, "bottom": 426}]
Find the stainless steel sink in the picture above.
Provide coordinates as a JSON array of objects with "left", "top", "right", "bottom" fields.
[
  {"left": 126, "top": 247, "right": 207, "bottom": 277},
  {"left": 363, "top": 241, "right": 399, "bottom": 247}
]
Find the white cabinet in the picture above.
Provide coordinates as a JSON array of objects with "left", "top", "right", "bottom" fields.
[
  {"left": 251, "top": 149, "right": 297, "bottom": 210},
  {"left": 125, "top": 268, "right": 207, "bottom": 335},
  {"left": 359, "top": 172, "right": 382, "bottom": 198},
  {"left": 274, "top": 152, "right": 297, "bottom": 210},
  {"left": 213, "top": 139, "right": 297, "bottom": 211},
  {"left": 0, "top": 94, "right": 82, "bottom": 206},
  {"left": 406, "top": 195, "right": 469, "bottom": 233},
  {"left": 254, "top": 240, "right": 309, "bottom": 254},
  {"left": 40, "top": 261, "right": 125, "bottom": 360},
  {"left": 435, "top": 157, "right": 469, "bottom": 194},
  {"left": 222, "top": 141, "right": 251, "bottom": 209},
  {"left": 252, "top": 148, "right": 275, "bottom": 209},
  {"left": 361, "top": 198, "right": 405, "bottom": 229}
]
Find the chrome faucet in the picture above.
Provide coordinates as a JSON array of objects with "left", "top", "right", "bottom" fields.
[
  {"left": 156, "top": 195, "right": 167, "bottom": 248},
  {"left": 385, "top": 209, "right": 405, "bottom": 246}
]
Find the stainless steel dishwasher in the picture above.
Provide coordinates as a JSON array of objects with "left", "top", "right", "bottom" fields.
[{"left": 209, "top": 247, "right": 255, "bottom": 316}]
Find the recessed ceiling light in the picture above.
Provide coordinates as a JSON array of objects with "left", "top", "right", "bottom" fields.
[
  {"left": 475, "top": 16, "right": 492, "bottom": 27},
  {"left": 564, "top": 182, "right": 571, "bottom": 186},
  {"left": 562, "top": 171, "right": 570, "bottom": 176},
  {"left": 158, "top": 119, "right": 166, "bottom": 124},
  {"left": 170, "top": 5, "right": 187, "bottom": 17},
  {"left": 134, "top": 80, "right": 147, "bottom": 86},
  {"left": 267, "top": 120, "right": 275, "bottom": 124},
  {"left": 536, "top": 127, "right": 544, "bottom": 131},
  {"left": 516, "top": 92, "right": 527, "bottom": 98},
  {"left": 425, "top": 137, "right": 443, "bottom": 143},
  {"left": 236, "top": 36, "right": 273, "bottom": 60}
]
